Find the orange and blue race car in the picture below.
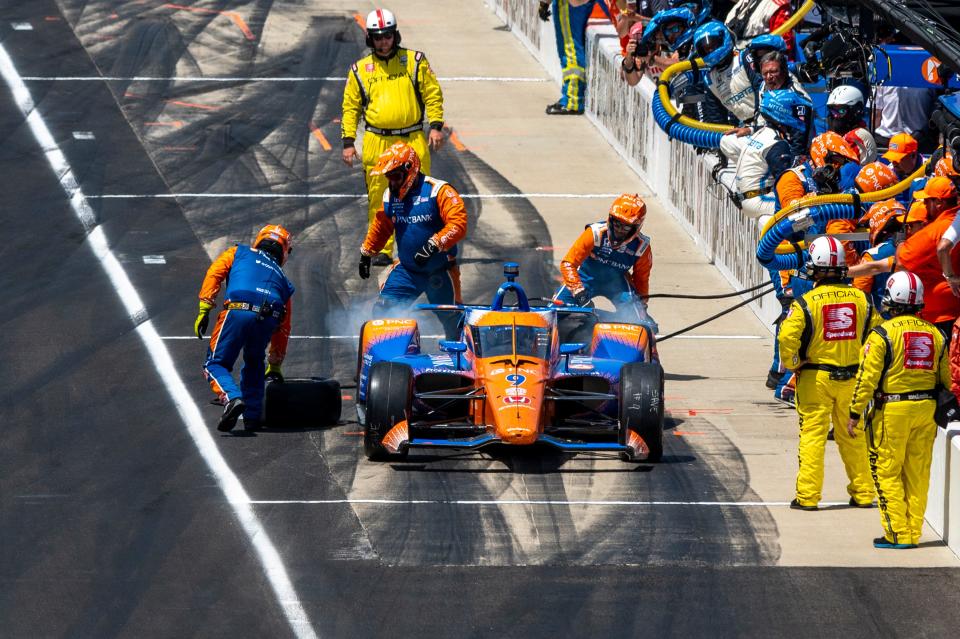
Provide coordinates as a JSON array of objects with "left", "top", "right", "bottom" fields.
[{"left": 355, "top": 263, "right": 664, "bottom": 462}]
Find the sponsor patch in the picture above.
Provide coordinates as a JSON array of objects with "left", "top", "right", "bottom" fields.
[
  {"left": 503, "top": 395, "right": 531, "bottom": 405},
  {"left": 821, "top": 303, "right": 857, "bottom": 341},
  {"left": 903, "top": 331, "right": 935, "bottom": 369},
  {"left": 365, "top": 63, "right": 374, "bottom": 72}
]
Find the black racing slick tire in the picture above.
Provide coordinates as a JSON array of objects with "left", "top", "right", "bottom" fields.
[
  {"left": 364, "top": 362, "right": 413, "bottom": 460},
  {"left": 619, "top": 361, "right": 665, "bottom": 462},
  {"left": 263, "top": 377, "right": 341, "bottom": 429}
]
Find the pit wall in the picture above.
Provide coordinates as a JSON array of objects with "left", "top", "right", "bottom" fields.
[
  {"left": 485, "top": 0, "right": 779, "bottom": 325},
  {"left": 484, "top": 0, "right": 959, "bottom": 558}
]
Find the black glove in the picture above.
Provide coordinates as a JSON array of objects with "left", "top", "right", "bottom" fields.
[
  {"left": 359, "top": 254, "right": 371, "bottom": 280},
  {"left": 573, "top": 290, "right": 590, "bottom": 307},
  {"left": 538, "top": 1, "right": 551, "bottom": 22},
  {"left": 413, "top": 239, "right": 439, "bottom": 267}
]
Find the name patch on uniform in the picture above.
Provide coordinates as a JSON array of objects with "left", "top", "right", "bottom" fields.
[
  {"left": 904, "top": 332, "right": 935, "bottom": 369},
  {"left": 822, "top": 303, "right": 857, "bottom": 341}
]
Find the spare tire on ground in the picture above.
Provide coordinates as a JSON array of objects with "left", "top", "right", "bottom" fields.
[{"left": 263, "top": 377, "right": 341, "bottom": 429}]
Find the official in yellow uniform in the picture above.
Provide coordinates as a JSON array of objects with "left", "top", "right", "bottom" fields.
[
  {"left": 779, "top": 236, "right": 878, "bottom": 510},
  {"left": 341, "top": 8, "right": 445, "bottom": 265},
  {"left": 846, "top": 271, "right": 950, "bottom": 549}
]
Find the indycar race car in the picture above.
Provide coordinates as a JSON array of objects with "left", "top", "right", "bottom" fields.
[{"left": 355, "top": 263, "right": 664, "bottom": 462}]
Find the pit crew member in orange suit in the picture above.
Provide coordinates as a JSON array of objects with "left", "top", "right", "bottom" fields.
[
  {"left": 359, "top": 142, "right": 467, "bottom": 337},
  {"left": 847, "top": 271, "right": 950, "bottom": 548},
  {"left": 778, "top": 236, "right": 878, "bottom": 510},
  {"left": 897, "top": 177, "right": 960, "bottom": 337},
  {"left": 852, "top": 199, "right": 906, "bottom": 309},
  {"left": 195, "top": 225, "right": 295, "bottom": 433},
  {"left": 553, "top": 193, "right": 657, "bottom": 330}
]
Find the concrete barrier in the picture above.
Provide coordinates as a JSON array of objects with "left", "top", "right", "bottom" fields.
[
  {"left": 948, "top": 428, "right": 960, "bottom": 556},
  {"left": 927, "top": 425, "right": 949, "bottom": 538}
]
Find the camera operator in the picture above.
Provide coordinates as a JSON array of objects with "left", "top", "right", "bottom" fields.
[{"left": 622, "top": 7, "right": 697, "bottom": 85}]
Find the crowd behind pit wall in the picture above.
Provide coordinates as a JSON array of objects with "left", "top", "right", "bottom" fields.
[{"left": 542, "top": 0, "right": 958, "bottom": 549}]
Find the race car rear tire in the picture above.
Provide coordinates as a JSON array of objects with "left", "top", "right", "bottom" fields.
[
  {"left": 364, "top": 361, "right": 413, "bottom": 460},
  {"left": 619, "top": 361, "right": 664, "bottom": 462}
]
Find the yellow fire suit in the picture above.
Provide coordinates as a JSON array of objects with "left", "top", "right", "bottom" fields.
[
  {"left": 779, "top": 281, "right": 878, "bottom": 507},
  {"left": 341, "top": 47, "right": 444, "bottom": 256},
  {"left": 848, "top": 314, "right": 950, "bottom": 545}
]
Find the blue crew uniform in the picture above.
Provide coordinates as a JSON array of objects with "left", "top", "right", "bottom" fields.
[
  {"left": 201, "top": 245, "right": 295, "bottom": 422},
  {"left": 362, "top": 172, "right": 468, "bottom": 319}
]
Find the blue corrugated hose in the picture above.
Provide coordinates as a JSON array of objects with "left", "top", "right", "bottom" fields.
[
  {"left": 652, "top": 89, "right": 724, "bottom": 149},
  {"left": 756, "top": 203, "right": 858, "bottom": 271}
]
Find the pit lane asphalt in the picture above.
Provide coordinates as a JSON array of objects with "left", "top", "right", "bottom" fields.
[{"left": 2, "top": 1, "right": 960, "bottom": 637}]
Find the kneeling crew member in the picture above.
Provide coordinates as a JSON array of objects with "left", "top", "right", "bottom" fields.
[
  {"left": 846, "top": 272, "right": 950, "bottom": 549},
  {"left": 554, "top": 193, "right": 656, "bottom": 328},
  {"left": 359, "top": 142, "right": 467, "bottom": 335},
  {"left": 779, "top": 236, "right": 878, "bottom": 510},
  {"left": 195, "top": 225, "right": 295, "bottom": 433}
]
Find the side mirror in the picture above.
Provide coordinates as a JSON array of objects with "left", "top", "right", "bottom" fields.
[
  {"left": 439, "top": 340, "right": 468, "bottom": 353},
  {"left": 559, "top": 343, "right": 585, "bottom": 355}
]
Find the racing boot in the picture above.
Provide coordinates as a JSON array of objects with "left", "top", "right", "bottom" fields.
[
  {"left": 849, "top": 497, "right": 875, "bottom": 508},
  {"left": 873, "top": 536, "right": 917, "bottom": 550},
  {"left": 217, "top": 398, "right": 245, "bottom": 432}
]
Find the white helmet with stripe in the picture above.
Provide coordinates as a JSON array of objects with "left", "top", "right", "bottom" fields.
[
  {"left": 882, "top": 271, "right": 924, "bottom": 312},
  {"left": 366, "top": 8, "right": 400, "bottom": 48},
  {"left": 806, "top": 235, "right": 847, "bottom": 278}
]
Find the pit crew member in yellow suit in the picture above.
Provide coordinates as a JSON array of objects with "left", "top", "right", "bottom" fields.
[
  {"left": 779, "top": 235, "right": 878, "bottom": 510},
  {"left": 341, "top": 8, "right": 445, "bottom": 265},
  {"left": 846, "top": 271, "right": 951, "bottom": 549}
]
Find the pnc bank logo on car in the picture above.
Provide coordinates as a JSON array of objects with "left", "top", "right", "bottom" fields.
[
  {"left": 822, "top": 303, "right": 857, "bottom": 341},
  {"left": 904, "top": 332, "right": 935, "bottom": 369}
]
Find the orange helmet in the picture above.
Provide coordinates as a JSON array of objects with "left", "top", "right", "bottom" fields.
[
  {"left": 854, "top": 161, "right": 899, "bottom": 193},
  {"left": 607, "top": 193, "right": 647, "bottom": 246},
  {"left": 370, "top": 141, "right": 421, "bottom": 199},
  {"left": 858, "top": 199, "right": 905, "bottom": 245},
  {"left": 809, "top": 131, "right": 859, "bottom": 168},
  {"left": 935, "top": 152, "right": 959, "bottom": 178},
  {"left": 254, "top": 224, "right": 293, "bottom": 264}
]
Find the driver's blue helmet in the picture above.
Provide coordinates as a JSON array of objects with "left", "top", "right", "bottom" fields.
[
  {"left": 747, "top": 34, "right": 787, "bottom": 54},
  {"left": 691, "top": 20, "right": 734, "bottom": 68},
  {"left": 669, "top": 0, "right": 712, "bottom": 25},
  {"left": 760, "top": 89, "right": 813, "bottom": 134}
]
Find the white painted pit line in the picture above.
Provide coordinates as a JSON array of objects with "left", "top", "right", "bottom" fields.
[
  {"left": 0, "top": 42, "right": 318, "bottom": 639},
  {"left": 21, "top": 75, "right": 549, "bottom": 82},
  {"left": 161, "top": 334, "right": 763, "bottom": 340},
  {"left": 87, "top": 192, "right": 631, "bottom": 199},
  {"left": 245, "top": 499, "right": 849, "bottom": 507}
]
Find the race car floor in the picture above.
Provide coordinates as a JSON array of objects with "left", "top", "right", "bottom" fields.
[{"left": 1, "top": 0, "right": 958, "bottom": 637}]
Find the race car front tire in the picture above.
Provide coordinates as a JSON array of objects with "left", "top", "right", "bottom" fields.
[
  {"left": 364, "top": 361, "right": 413, "bottom": 460},
  {"left": 619, "top": 361, "right": 665, "bottom": 462}
]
